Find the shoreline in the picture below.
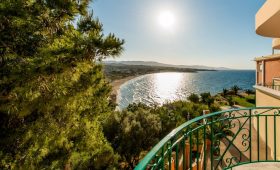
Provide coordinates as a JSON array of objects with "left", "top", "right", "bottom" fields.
[
  {"left": 110, "top": 76, "right": 139, "bottom": 102},
  {"left": 108, "top": 70, "right": 210, "bottom": 98}
]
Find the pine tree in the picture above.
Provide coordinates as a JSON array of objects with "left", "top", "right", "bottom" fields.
[{"left": 0, "top": 0, "right": 124, "bottom": 169}]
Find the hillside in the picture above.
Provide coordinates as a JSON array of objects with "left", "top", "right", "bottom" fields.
[
  {"left": 104, "top": 61, "right": 231, "bottom": 71},
  {"left": 104, "top": 63, "right": 215, "bottom": 81}
]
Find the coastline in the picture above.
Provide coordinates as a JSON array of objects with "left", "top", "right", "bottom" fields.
[
  {"left": 110, "top": 76, "right": 138, "bottom": 102},
  {"left": 109, "top": 70, "right": 201, "bottom": 97}
]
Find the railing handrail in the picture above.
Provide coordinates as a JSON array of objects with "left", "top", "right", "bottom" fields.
[{"left": 134, "top": 107, "right": 280, "bottom": 170}]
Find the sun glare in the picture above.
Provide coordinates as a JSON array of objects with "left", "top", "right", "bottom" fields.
[{"left": 158, "top": 10, "right": 176, "bottom": 30}]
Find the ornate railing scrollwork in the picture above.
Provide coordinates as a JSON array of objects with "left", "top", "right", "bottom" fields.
[{"left": 135, "top": 107, "right": 280, "bottom": 170}]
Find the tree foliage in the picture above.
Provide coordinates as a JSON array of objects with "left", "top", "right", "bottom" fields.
[
  {"left": 103, "top": 105, "right": 162, "bottom": 169},
  {"left": 200, "top": 92, "right": 214, "bottom": 107},
  {"left": 187, "top": 93, "right": 200, "bottom": 103},
  {"left": 222, "top": 88, "right": 228, "bottom": 97},
  {"left": 0, "top": 0, "right": 124, "bottom": 169},
  {"left": 103, "top": 102, "right": 208, "bottom": 169},
  {"left": 231, "top": 85, "right": 241, "bottom": 95}
]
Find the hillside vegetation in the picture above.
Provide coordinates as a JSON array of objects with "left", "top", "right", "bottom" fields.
[{"left": 104, "top": 63, "right": 214, "bottom": 81}]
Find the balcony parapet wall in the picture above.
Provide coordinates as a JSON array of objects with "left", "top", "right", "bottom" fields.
[{"left": 256, "top": 0, "right": 280, "bottom": 38}]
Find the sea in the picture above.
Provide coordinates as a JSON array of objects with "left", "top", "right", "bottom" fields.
[{"left": 117, "top": 70, "right": 255, "bottom": 109}]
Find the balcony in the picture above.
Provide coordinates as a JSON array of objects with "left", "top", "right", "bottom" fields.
[
  {"left": 254, "top": 78, "right": 280, "bottom": 100},
  {"left": 255, "top": 0, "right": 280, "bottom": 38},
  {"left": 273, "top": 39, "right": 280, "bottom": 50},
  {"left": 255, "top": 86, "right": 280, "bottom": 109},
  {"left": 135, "top": 107, "right": 280, "bottom": 170}
]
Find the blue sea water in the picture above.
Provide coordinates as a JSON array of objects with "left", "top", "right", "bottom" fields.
[{"left": 118, "top": 70, "right": 255, "bottom": 109}]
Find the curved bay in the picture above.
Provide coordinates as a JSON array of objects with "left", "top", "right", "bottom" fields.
[{"left": 118, "top": 70, "right": 255, "bottom": 109}]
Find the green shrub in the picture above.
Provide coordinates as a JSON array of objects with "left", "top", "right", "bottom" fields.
[
  {"left": 188, "top": 93, "right": 200, "bottom": 103},
  {"left": 209, "top": 103, "right": 221, "bottom": 112}
]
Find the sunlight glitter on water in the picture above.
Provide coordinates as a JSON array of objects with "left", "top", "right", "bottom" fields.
[
  {"left": 118, "top": 71, "right": 255, "bottom": 109},
  {"left": 153, "top": 73, "right": 184, "bottom": 104}
]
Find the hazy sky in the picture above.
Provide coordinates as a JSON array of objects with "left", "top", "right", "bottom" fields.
[{"left": 90, "top": 0, "right": 272, "bottom": 69}]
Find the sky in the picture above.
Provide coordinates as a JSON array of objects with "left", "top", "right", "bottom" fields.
[{"left": 90, "top": 0, "right": 272, "bottom": 69}]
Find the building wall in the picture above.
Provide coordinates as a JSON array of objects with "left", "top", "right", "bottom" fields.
[
  {"left": 256, "top": 59, "right": 280, "bottom": 85},
  {"left": 264, "top": 59, "right": 280, "bottom": 85},
  {"left": 255, "top": 90, "right": 280, "bottom": 159},
  {"left": 256, "top": 89, "right": 280, "bottom": 106}
]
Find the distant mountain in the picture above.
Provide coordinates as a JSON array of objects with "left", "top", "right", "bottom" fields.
[{"left": 104, "top": 61, "right": 232, "bottom": 70}]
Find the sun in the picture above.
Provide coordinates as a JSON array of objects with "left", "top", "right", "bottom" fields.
[{"left": 158, "top": 10, "right": 176, "bottom": 30}]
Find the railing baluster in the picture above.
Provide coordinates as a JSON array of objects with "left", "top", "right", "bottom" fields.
[
  {"left": 161, "top": 146, "right": 164, "bottom": 169},
  {"left": 190, "top": 132, "right": 193, "bottom": 170},
  {"left": 161, "top": 147, "right": 165, "bottom": 169},
  {"left": 210, "top": 117, "right": 214, "bottom": 170},
  {"left": 196, "top": 129, "right": 199, "bottom": 170},
  {"left": 176, "top": 144, "right": 179, "bottom": 170},
  {"left": 257, "top": 115, "right": 260, "bottom": 161},
  {"left": 265, "top": 115, "right": 268, "bottom": 161},
  {"left": 203, "top": 124, "right": 206, "bottom": 170},
  {"left": 168, "top": 142, "right": 172, "bottom": 170},
  {"left": 249, "top": 109, "right": 252, "bottom": 162},
  {"left": 182, "top": 136, "right": 186, "bottom": 170},
  {"left": 274, "top": 114, "right": 277, "bottom": 161}
]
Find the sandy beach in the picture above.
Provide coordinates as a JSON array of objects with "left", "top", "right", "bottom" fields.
[{"left": 110, "top": 76, "right": 138, "bottom": 101}]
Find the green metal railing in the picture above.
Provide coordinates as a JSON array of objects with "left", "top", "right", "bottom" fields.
[{"left": 135, "top": 107, "right": 280, "bottom": 170}]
